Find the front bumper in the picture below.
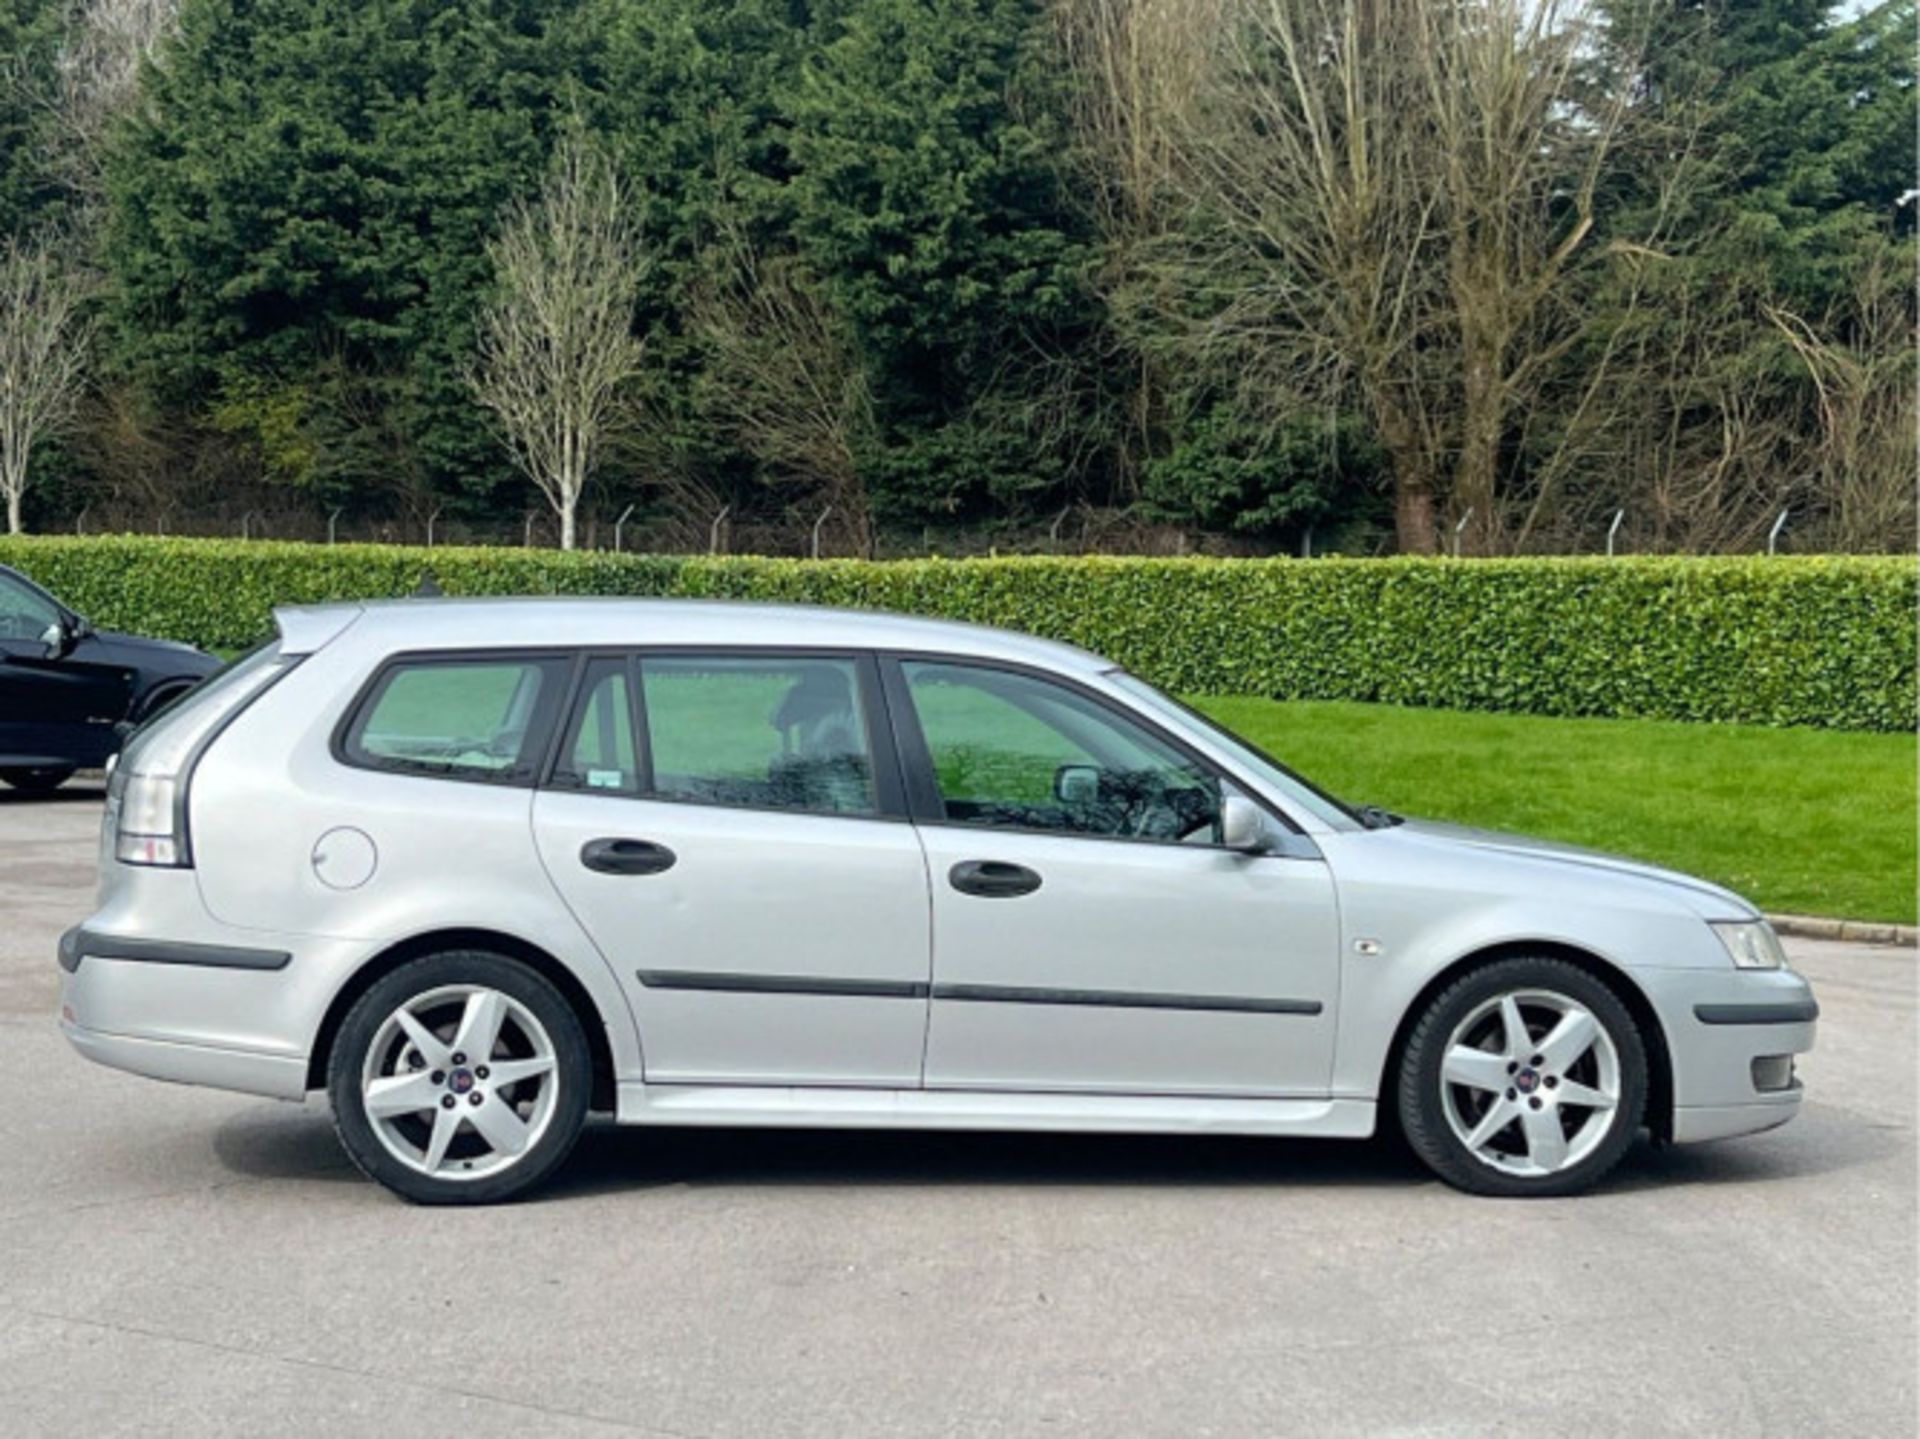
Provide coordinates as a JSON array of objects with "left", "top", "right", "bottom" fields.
[
  {"left": 1639, "top": 964, "right": 1818, "bottom": 1145},
  {"left": 1671, "top": 1090, "right": 1802, "bottom": 1143}
]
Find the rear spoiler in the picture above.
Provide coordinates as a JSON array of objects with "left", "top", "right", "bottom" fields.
[{"left": 272, "top": 603, "right": 364, "bottom": 656}]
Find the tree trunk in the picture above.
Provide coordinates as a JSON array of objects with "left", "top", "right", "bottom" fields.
[
  {"left": 4, "top": 481, "right": 21, "bottom": 536},
  {"left": 1393, "top": 472, "right": 1437, "bottom": 555},
  {"left": 559, "top": 497, "right": 577, "bottom": 551},
  {"left": 1453, "top": 351, "right": 1505, "bottom": 555}
]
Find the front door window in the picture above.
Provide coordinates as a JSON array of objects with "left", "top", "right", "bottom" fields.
[{"left": 899, "top": 660, "right": 1223, "bottom": 843}]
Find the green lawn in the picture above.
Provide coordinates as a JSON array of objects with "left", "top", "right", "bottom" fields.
[{"left": 1191, "top": 697, "right": 1916, "bottom": 923}]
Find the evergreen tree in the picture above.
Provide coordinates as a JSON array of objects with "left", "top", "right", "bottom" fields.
[
  {"left": 0, "top": 0, "right": 65, "bottom": 237},
  {"left": 102, "top": 0, "right": 580, "bottom": 515},
  {"left": 783, "top": 0, "right": 1097, "bottom": 523}
]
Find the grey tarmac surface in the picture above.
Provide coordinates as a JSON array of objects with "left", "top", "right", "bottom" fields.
[{"left": 1, "top": 783, "right": 1913, "bottom": 1437}]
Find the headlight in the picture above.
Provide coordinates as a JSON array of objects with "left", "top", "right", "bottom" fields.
[{"left": 1711, "top": 920, "right": 1787, "bottom": 970}]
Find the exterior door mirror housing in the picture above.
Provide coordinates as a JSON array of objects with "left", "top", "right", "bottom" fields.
[
  {"left": 1220, "top": 795, "right": 1269, "bottom": 853},
  {"left": 1052, "top": 763, "right": 1100, "bottom": 805}
]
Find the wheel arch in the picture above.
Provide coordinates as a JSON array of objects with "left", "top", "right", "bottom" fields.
[
  {"left": 304, "top": 927, "right": 617, "bottom": 1112},
  {"left": 134, "top": 675, "right": 201, "bottom": 722},
  {"left": 1378, "top": 938, "right": 1675, "bottom": 1143}
]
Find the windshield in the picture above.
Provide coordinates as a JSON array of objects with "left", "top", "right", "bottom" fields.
[{"left": 1107, "top": 672, "right": 1365, "bottom": 832}]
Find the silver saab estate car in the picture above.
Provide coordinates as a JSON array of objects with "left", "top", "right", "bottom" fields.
[{"left": 58, "top": 599, "right": 1818, "bottom": 1203}]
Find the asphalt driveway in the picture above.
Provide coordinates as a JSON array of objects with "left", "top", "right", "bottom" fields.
[{"left": 1, "top": 783, "right": 1913, "bottom": 1435}]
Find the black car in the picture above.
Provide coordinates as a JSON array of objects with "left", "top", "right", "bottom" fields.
[{"left": 0, "top": 563, "right": 220, "bottom": 793}]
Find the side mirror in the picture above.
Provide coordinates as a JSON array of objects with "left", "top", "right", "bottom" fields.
[
  {"left": 1220, "top": 795, "right": 1270, "bottom": 853},
  {"left": 39, "top": 619, "right": 70, "bottom": 657},
  {"left": 1053, "top": 763, "right": 1101, "bottom": 805}
]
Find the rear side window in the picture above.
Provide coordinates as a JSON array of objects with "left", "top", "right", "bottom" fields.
[
  {"left": 342, "top": 656, "right": 567, "bottom": 783},
  {"left": 639, "top": 655, "right": 877, "bottom": 815},
  {"left": 551, "top": 658, "right": 641, "bottom": 793}
]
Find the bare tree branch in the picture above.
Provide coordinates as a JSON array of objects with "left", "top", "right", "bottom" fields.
[
  {"left": 693, "top": 233, "right": 877, "bottom": 554},
  {"left": 466, "top": 134, "right": 648, "bottom": 551},
  {"left": 0, "top": 231, "right": 97, "bottom": 535},
  {"left": 1164, "top": 0, "right": 1649, "bottom": 552}
]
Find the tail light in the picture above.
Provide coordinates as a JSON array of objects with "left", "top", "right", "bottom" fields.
[{"left": 109, "top": 645, "right": 299, "bottom": 868}]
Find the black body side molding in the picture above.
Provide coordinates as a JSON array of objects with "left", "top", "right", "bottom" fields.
[
  {"left": 59, "top": 925, "right": 292, "bottom": 974},
  {"left": 930, "top": 983, "right": 1323, "bottom": 1015},
  {"left": 636, "top": 969, "right": 929, "bottom": 999},
  {"left": 1692, "top": 1000, "right": 1820, "bottom": 1026}
]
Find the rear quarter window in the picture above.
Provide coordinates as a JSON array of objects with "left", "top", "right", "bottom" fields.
[{"left": 340, "top": 655, "right": 569, "bottom": 784}]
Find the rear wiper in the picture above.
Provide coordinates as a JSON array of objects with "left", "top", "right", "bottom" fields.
[{"left": 1355, "top": 804, "right": 1405, "bottom": 830}]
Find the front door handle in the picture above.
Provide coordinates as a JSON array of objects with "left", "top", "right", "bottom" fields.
[
  {"left": 580, "top": 837, "right": 677, "bottom": 876},
  {"left": 949, "top": 860, "right": 1042, "bottom": 898}
]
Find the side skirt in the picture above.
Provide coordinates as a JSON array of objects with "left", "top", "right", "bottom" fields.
[{"left": 615, "top": 1082, "right": 1376, "bottom": 1139}]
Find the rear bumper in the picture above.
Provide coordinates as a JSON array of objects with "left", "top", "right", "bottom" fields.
[
  {"left": 57, "top": 913, "right": 347, "bottom": 1101},
  {"left": 60, "top": 1018, "right": 308, "bottom": 1100}
]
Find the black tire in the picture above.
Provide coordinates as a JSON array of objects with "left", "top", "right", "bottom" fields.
[
  {"left": 328, "top": 950, "right": 592, "bottom": 1205},
  {"left": 0, "top": 765, "right": 76, "bottom": 794},
  {"left": 1398, "top": 956, "right": 1648, "bottom": 1198}
]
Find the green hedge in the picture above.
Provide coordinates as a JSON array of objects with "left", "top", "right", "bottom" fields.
[{"left": 1, "top": 536, "right": 1912, "bottom": 730}]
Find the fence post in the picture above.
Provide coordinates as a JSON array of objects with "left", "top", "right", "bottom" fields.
[
  {"left": 709, "top": 504, "right": 732, "bottom": 555},
  {"left": 1606, "top": 509, "right": 1625, "bottom": 557},
  {"left": 614, "top": 502, "right": 636, "bottom": 553},
  {"left": 811, "top": 505, "right": 834, "bottom": 559},
  {"left": 1452, "top": 507, "right": 1473, "bottom": 558},
  {"left": 1048, "top": 505, "right": 1072, "bottom": 550},
  {"left": 1767, "top": 508, "right": 1790, "bottom": 555},
  {"left": 426, "top": 506, "right": 442, "bottom": 549},
  {"left": 327, "top": 508, "right": 343, "bottom": 545}
]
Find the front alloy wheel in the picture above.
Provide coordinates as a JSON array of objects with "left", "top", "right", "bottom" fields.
[
  {"left": 1399, "top": 957, "right": 1647, "bottom": 1197},
  {"left": 329, "top": 952, "right": 591, "bottom": 1204}
]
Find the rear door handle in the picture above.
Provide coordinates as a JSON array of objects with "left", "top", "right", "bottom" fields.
[
  {"left": 580, "top": 837, "right": 677, "bottom": 876},
  {"left": 949, "top": 860, "right": 1042, "bottom": 898}
]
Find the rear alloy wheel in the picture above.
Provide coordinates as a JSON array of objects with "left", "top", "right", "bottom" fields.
[
  {"left": 0, "top": 765, "right": 76, "bottom": 794},
  {"left": 329, "top": 952, "right": 591, "bottom": 1204},
  {"left": 1399, "top": 957, "right": 1647, "bottom": 1197}
]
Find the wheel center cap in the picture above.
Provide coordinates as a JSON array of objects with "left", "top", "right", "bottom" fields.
[
  {"left": 449, "top": 1068, "right": 476, "bottom": 1095},
  {"left": 1515, "top": 1068, "right": 1540, "bottom": 1095}
]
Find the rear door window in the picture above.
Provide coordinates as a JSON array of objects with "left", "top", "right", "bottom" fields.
[
  {"left": 638, "top": 655, "right": 878, "bottom": 815},
  {"left": 342, "top": 656, "right": 568, "bottom": 783}
]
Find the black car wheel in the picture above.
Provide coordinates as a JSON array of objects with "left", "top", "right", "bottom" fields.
[{"left": 0, "top": 765, "right": 77, "bottom": 794}]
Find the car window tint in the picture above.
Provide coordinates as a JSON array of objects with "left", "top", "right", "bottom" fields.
[
  {"left": 0, "top": 571, "right": 60, "bottom": 643},
  {"left": 553, "top": 659, "right": 639, "bottom": 792},
  {"left": 901, "top": 661, "right": 1222, "bottom": 842},
  {"left": 351, "top": 659, "right": 557, "bottom": 781},
  {"left": 640, "top": 656, "right": 875, "bottom": 815}
]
